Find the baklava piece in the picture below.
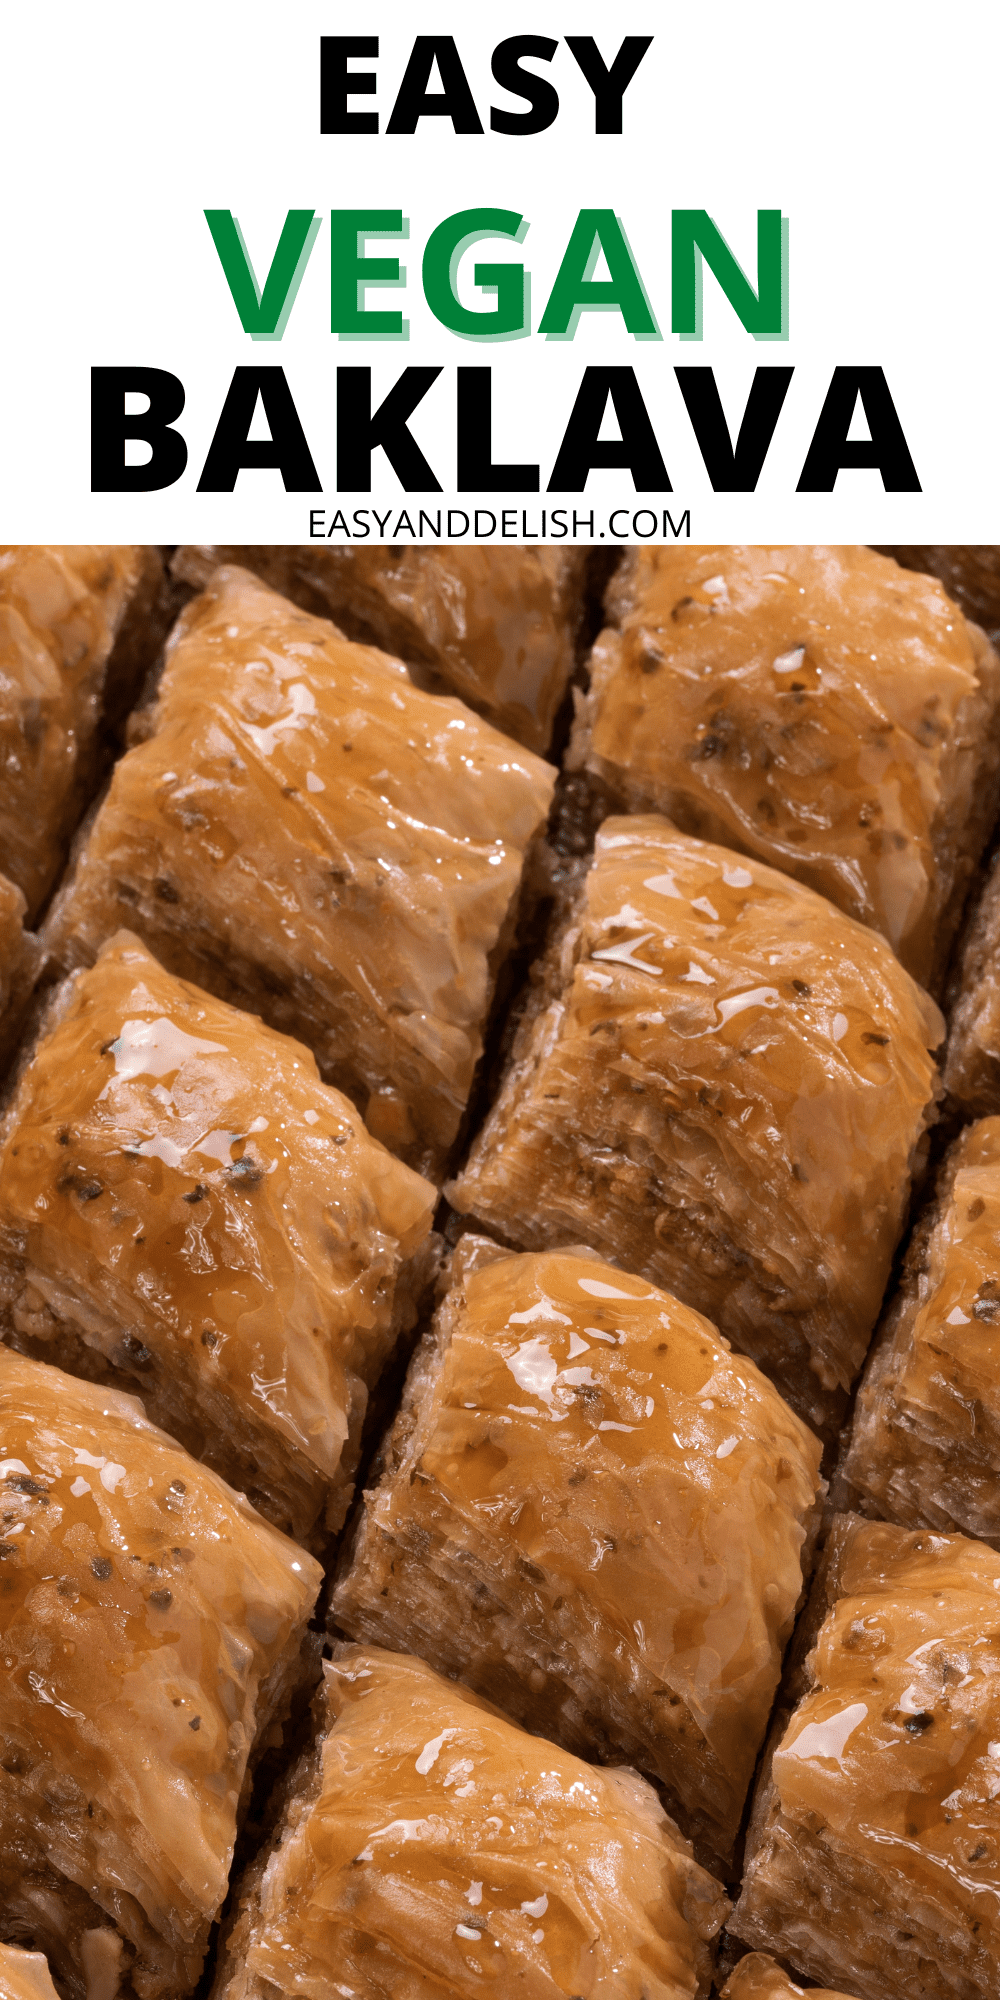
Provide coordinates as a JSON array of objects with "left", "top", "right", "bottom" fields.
[
  {"left": 0, "top": 1345, "right": 321, "bottom": 2000},
  {"left": 173, "top": 545, "right": 587, "bottom": 754},
  {"left": 448, "top": 817, "right": 942, "bottom": 1429},
  {"left": 0, "top": 546, "right": 166, "bottom": 921},
  {"left": 874, "top": 544, "right": 1000, "bottom": 630},
  {"left": 732, "top": 1515, "right": 1000, "bottom": 1999},
  {"left": 943, "top": 847, "right": 1000, "bottom": 1115},
  {"left": 0, "top": 875, "right": 42, "bottom": 1076},
  {"left": 213, "top": 1644, "right": 729, "bottom": 2000},
  {"left": 334, "top": 1237, "right": 823, "bottom": 1868},
  {"left": 0, "top": 1947, "right": 60, "bottom": 2000},
  {"left": 720, "top": 1955, "right": 858, "bottom": 2000},
  {"left": 43, "top": 566, "right": 555, "bottom": 1178},
  {"left": 839, "top": 1116, "right": 1000, "bottom": 1546},
  {"left": 0, "top": 932, "right": 437, "bottom": 1543},
  {"left": 568, "top": 545, "right": 1000, "bottom": 988}
]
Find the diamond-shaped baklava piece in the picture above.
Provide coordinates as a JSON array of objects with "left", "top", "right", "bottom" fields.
[
  {"left": 0, "top": 546, "right": 166, "bottom": 921},
  {"left": 173, "top": 546, "right": 587, "bottom": 753},
  {"left": 43, "top": 566, "right": 555, "bottom": 1177},
  {"left": 732, "top": 1516, "right": 1000, "bottom": 1998},
  {"left": 213, "top": 1644, "right": 729, "bottom": 2000},
  {"left": 569, "top": 546, "right": 1000, "bottom": 988},
  {"left": 334, "top": 1237, "right": 823, "bottom": 1866},
  {"left": 0, "top": 1346, "right": 320, "bottom": 2000},
  {"left": 449, "top": 817, "right": 942, "bottom": 1428},
  {"left": 840, "top": 1116, "right": 1000, "bottom": 1545},
  {"left": 0, "top": 932, "right": 437, "bottom": 1542}
]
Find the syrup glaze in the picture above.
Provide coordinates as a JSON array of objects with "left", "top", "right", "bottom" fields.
[{"left": 239, "top": 1645, "right": 728, "bottom": 1999}]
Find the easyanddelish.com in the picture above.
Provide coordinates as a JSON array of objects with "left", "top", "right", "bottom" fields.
[{"left": 306, "top": 505, "right": 691, "bottom": 543}]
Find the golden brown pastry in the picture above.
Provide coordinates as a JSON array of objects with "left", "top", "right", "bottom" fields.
[
  {"left": 334, "top": 1237, "right": 822, "bottom": 1868},
  {"left": 42, "top": 566, "right": 556, "bottom": 1178},
  {"left": 212, "top": 1644, "right": 730, "bottom": 2000},
  {"left": 569, "top": 546, "right": 1000, "bottom": 989},
  {"left": 448, "top": 817, "right": 942, "bottom": 1429},
  {"left": 840, "top": 1117, "right": 1000, "bottom": 1545},
  {"left": 720, "top": 1954, "right": 858, "bottom": 2000},
  {"left": 732, "top": 1516, "right": 1000, "bottom": 1999},
  {"left": 0, "top": 1946, "right": 60, "bottom": 2000},
  {"left": 0, "top": 932, "right": 437, "bottom": 1542},
  {"left": 943, "top": 848, "right": 1000, "bottom": 1115},
  {"left": 172, "top": 546, "right": 587, "bottom": 753},
  {"left": 0, "top": 873, "right": 42, "bottom": 1075},
  {"left": 0, "top": 1345, "right": 321, "bottom": 2000},
  {"left": 0, "top": 547, "right": 165, "bottom": 922},
  {"left": 873, "top": 544, "right": 1000, "bottom": 629}
]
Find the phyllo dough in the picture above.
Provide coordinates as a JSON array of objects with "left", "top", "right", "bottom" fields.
[
  {"left": 942, "top": 849, "right": 1000, "bottom": 1115},
  {"left": 0, "top": 1952, "right": 60, "bottom": 2000},
  {"left": 43, "top": 566, "right": 556, "bottom": 1178},
  {"left": 840, "top": 1117, "right": 1000, "bottom": 1546},
  {"left": 874, "top": 544, "right": 1000, "bottom": 629},
  {"left": 333, "top": 1238, "right": 823, "bottom": 1867},
  {"left": 732, "top": 1516, "right": 1000, "bottom": 2000},
  {"left": 0, "top": 1346, "right": 321, "bottom": 2000},
  {"left": 0, "top": 546, "right": 166, "bottom": 922},
  {"left": 720, "top": 1955, "right": 858, "bottom": 2000},
  {"left": 569, "top": 545, "right": 1000, "bottom": 989},
  {"left": 0, "top": 932, "right": 437, "bottom": 1542},
  {"left": 448, "top": 817, "right": 942, "bottom": 1429},
  {"left": 213, "top": 1644, "right": 729, "bottom": 2000},
  {"left": 173, "top": 545, "right": 587, "bottom": 754},
  {"left": 0, "top": 1947, "right": 60, "bottom": 2000},
  {"left": 0, "top": 873, "right": 42, "bottom": 1074}
]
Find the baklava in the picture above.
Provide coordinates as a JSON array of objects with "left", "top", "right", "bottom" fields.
[
  {"left": 568, "top": 545, "right": 1000, "bottom": 988},
  {"left": 0, "top": 1345, "right": 321, "bottom": 2000},
  {"left": 212, "top": 1643, "right": 730, "bottom": 2000},
  {"left": 942, "top": 848, "right": 1000, "bottom": 1114},
  {"left": 732, "top": 1514, "right": 1000, "bottom": 1999},
  {"left": 449, "top": 816, "right": 943, "bottom": 1428},
  {"left": 0, "top": 932, "right": 438, "bottom": 1542},
  {"left": 43, "top": 566, "right": 556, "bottom": 1178},
  {"left": 334, "top": 1235, "right": 823, "bottom": 1868},
  {"left": 0, "top": 546, "right": 166, "bottom": 922},
  {"left": 0, "top": 874, "right": 42, "bottom": 1075},
  {"left": 173, "top": 546, "right": 587, "bottom": 753},
  {"left": 874, "top": 544, "right": 1000, "bottom": 630},
  {"left": 839, "top": 1115, "right": 1000, "bottom": 1545},
  {"left": 0, "top": 1946, "right": 60, "bottom": 2000},
  {"left": 721, "top": 1955, "right": 858, "bottom": 2000}
]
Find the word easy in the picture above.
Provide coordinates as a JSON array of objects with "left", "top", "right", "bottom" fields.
[{"left": 320, "top": 35, "right": 653, "bottom": 137}]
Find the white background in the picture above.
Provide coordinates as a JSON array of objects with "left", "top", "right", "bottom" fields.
[{"left": 0, "top": 0, "right": 995, "bottom": 541}]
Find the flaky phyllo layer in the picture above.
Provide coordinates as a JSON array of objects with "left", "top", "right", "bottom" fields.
[
  {"left": 451, "top": 816, "right": 942, "bottom": 1425},
  {"left": 214, "top": 1646, "right": 729, "bottom": 2000},
  {"left": 0, "top": 1348, "right": 320, "bottom": 1998},
  {"left": 573, "top": 544, "right": 1000, "bottom": 987},
  {"left": 720, "top": 1952, "right": 858, "bottom": 2000},
  {"left": 0, "top": 545, "right": 163, "bottom": 920},
  {"left": 844, "top": 1116, "right": 1000, "bottom": 1544},
  {"left": 734, "top": 1520, "right": 1000, "bottom": 2000},
  {"left": 0, "top": 1942, "right": 62, "bottom": 2000},
  {"left": 335, "top": 1241, "right": 822, "bottom": 1862},
  {"left": 0, "top": 933, "right": 436, "bottom": 1539},
  {"left": 173, "top": 545, "right": 587, "bottom": 753},
  {"left": 43, "top": 565, "right": 556, "bottom": 1176}
]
